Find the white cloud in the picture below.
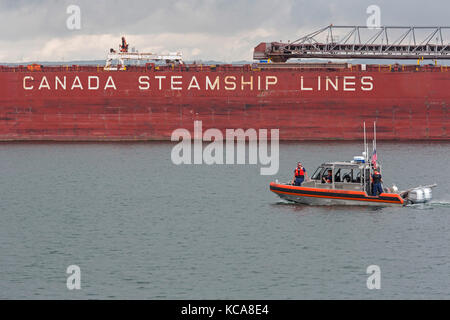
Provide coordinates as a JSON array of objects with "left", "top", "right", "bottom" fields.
[
  {"left": 1, "top": 0, "right": 449, "bottom": 62},
  {"left": 0, "top": 28, "right": 277, "bottom": 63}
]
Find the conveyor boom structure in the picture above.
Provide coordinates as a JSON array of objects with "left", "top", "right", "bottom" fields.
[{"left": 254, "top": 25, "right": 450, "bottom": 62}]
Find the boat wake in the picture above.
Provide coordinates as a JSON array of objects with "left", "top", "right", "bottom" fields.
[
  {"left": 406, "top": 200, "right": 450, "bottom": 210},
  {"left": 272, "top": 200, "right": 384, "bottom": 211},
  {"left": 274, "top": 199, "right": 450, "bottom": 211}
]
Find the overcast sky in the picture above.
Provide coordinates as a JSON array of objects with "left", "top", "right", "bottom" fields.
[{"left": 1, "top": 0, "right": 449, "bottom": 62}]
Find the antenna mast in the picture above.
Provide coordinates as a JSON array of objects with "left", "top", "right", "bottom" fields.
[
  {"left": 363, "top": 122, "right": 368, "bottom": 162},
  {"left": 363, "top": 122, "right": 367, "bottom": 193},
  {"left": 372, "top": 121, "right": 376, "bottom": 161}
]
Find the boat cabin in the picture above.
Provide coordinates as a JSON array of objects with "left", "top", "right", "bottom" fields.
[{"left": 301, "top": 161, "right": 381, "bottom": 193}]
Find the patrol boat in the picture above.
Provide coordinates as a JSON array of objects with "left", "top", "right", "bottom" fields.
[{"left": 270, "top": 123, "right": 437, "bottom": 206}]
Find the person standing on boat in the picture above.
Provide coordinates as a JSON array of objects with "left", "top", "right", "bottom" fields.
[
  {"left": 292, "top": 162, "right": 307, "bottom": 186},
  {"left": 372, "top": 170, "right": 383, "bottom": 196}
]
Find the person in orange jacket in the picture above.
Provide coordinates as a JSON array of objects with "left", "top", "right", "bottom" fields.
[{"left": 292, "top": 162, "right": 308, "bottom": 186}]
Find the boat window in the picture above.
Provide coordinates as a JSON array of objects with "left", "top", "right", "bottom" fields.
[
  {"left": 340, "top": 168, "right": 353, "bottom": 183},
  {"left": 354, "top": 170, "right": 362, "bottom": 183},
  {"left": 311, "top": 167, "right": 324, "bottom": 180},
  {"left": 334, "top": 168, "right": 341, "bottom": 182},
  {"left": 321, "top": 167, "right": 332, "bottom": 182}
]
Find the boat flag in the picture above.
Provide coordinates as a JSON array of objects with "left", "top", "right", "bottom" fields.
[{"left": 371, "top": 148, "right": 377, "bottom": 167}]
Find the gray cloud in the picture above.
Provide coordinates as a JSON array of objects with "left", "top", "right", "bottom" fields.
[{"left": 1, "top": 0, "right": 449, "bottom": 62}]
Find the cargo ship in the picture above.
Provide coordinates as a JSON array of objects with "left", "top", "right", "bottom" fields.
[{"left": 1, "top": 25, "right": 449, "bottom": 141}]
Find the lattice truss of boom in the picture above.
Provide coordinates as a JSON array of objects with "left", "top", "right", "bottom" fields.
[{"left": 254, "top": 25, "right": 450, "bottom": 62}]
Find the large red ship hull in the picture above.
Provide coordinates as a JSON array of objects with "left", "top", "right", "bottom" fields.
[{"left": 1, "top": 64, "right": 448, "bottom": 140}]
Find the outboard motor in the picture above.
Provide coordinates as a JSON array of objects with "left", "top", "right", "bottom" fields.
[{"left": 407, "top": 187, "right": 433, "bottom": 204}]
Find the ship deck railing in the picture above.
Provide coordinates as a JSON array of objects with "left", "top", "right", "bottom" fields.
[{"left": 0, "top": 63, "right": 448, "bottom": 73}]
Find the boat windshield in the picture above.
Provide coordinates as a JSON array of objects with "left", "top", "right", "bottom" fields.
[
  {"left": 311, "top": 167, "right": 324, "bottom": 180},
  {"left": 312, "top": 165, "right": 363, "bottom": 184}
]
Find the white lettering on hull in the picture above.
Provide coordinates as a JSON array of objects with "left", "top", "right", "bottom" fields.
[
  {"left": 343, "top": 76, "right": 356, "bottom": 91},
  {"left": 39, "top": 76, "right": 51, "bottom": 90},
  {"left": 300, "top": 76, "right": 312, "bottom": 91},
  {"left": 23, "top": 76, "right": 34, "bottom": 90},
  {"left": 187, "top": 76, "right": 200, "bottom": 90},
  {"left": 138, "top": 76, "right": 150, "bottom": 90},
  {"left": 22, "top": 76, "right": 117, "bottom": 90},
  {"left": 55, "top": 76, "right": 66, "bottom": 90},
  {"left": 171, "top": 76, "right": 182, "bottom": 90},
  {"left": 71, "top": 76, "right": 83, "bottom": 90},
  {"left": 206, "top": 76, "right": 219, "bottom": 90},
  {"left": 300, "top": 75, "right": 374, "bottom": 92},
  {"left": 361, "top": 76, "right": 374, "bottom": 91},
  {"left": 88, "top": 76, "right": 99, "bottom": 90},
  {"left": 21, "top": 75, "right": 373, "bottom": 92},
  {"left": 104, "top": 76, "right": 116, "bottom": 90}
]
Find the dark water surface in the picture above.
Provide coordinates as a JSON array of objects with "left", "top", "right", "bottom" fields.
[{"left": 1, "top": 142, "right": 449, "bottom": 299}]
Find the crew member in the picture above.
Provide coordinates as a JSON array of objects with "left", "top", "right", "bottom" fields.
[
  {"left": 372, "top": 170, "right": 383, "bottom": 196},
  {"left": 322, "top": 169, "right": 333, "bottom": 184},
  {"left": 292, "top": 162, "right": 307, "bottom": 186}
]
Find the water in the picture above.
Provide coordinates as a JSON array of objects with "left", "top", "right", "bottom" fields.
[{"left": 0, "top": 142, "right": 449, "bottom": 299}]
